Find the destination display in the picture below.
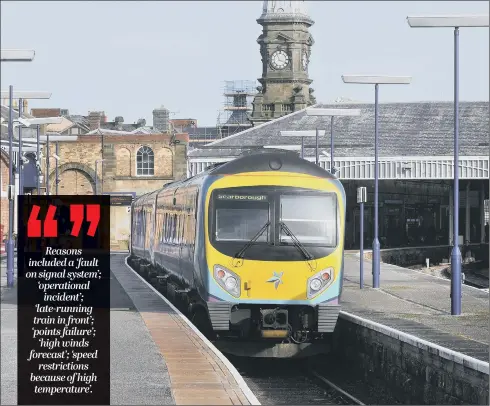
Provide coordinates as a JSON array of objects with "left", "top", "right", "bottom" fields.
[
  {"left": 216, "top": 194, "right": 267, "bottom": 201},
  {"left": 17, "top": 195, "right": 110, "bottom": 405}
]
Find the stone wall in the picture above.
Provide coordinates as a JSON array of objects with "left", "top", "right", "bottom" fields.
[
  {"left": 41, "top": 133, "right": 188, "bottom": 248},
  {"left": 331, "top": 313, "right": 489, "bottom": 405},
  {"left": 362, "top": 244, "right": 488, "bottom": 267}
]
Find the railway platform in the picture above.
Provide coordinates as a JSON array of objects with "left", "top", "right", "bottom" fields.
[
  {"left": 0, "top": 253, "right": 259, "bottom": 406},
  {"left": 341, "top": 253, "right": 489, "bottom": 362}
]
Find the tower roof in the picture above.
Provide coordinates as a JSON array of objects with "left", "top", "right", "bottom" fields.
[
  {"left": 259, "top": 1, "right": 312, "bottom": 24},
  {"left": 261, "top": 1, "right": 309, "bottom": 17}
]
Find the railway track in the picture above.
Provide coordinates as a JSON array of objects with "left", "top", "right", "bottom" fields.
[
  {"left": 228, "top": 356, "right": 364, "bottom": 405},
  {"left": 132, "top": 260, "right": 401, "bottom": 405}
]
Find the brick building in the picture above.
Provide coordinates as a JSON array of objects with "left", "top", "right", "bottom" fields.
[
  {"left": 41, "top": 131, "right": 188, "bottom": 249},
  {"left": 45, "top": 133, "right": 188, "bottom": 196}
]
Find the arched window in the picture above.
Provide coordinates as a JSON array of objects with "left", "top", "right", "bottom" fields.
[{"left": 136, "top": 146, "right": 154, "bottom": 176}]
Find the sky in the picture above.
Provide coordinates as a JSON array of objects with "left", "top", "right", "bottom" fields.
[{"left": 1, "top": 1, "right": 488, "bottom": 127}]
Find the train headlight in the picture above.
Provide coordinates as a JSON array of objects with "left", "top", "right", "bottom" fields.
[
  {"left": 225, "top": 277, "right": 238, "bottom": 290},
  {"left": 307, "top": 267, "right": 334, "bottom": 299},
  {"left": 214, "top": 265, "right": 241, "bottom": 298},
  {"left": 310, "top": 278, "right": 322, "bottom": 291}
]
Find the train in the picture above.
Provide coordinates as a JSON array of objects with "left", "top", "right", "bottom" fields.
[{"left": 128, "top": 149, "right": 346, "bottom": 358}]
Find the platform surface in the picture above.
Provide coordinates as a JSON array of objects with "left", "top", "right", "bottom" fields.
[
  {"left": 111, "top": 254, "right": 253, "bottom": 405},
  {"left": 0, "top": 254, "right": 254, "bottom": 405},
  {"left": 341, "top": 253, "right": 489, "bottom": 362}
]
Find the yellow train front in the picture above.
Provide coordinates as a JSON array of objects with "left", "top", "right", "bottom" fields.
[{"left": 130, "top": 149, "right": 346, "bottom": 358}]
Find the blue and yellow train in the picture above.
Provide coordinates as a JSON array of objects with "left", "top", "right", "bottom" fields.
[{"left": 129, "top": 149, "right": 346, "bottom": 357}]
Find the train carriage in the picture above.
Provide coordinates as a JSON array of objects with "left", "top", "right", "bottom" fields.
[{"left": 129, "top": 149, "right": 346, "bottom": 358}]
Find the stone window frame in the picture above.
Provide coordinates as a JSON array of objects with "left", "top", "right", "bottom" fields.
[{"left": 136, "top": 145, "right": 155, "bottom": 177}]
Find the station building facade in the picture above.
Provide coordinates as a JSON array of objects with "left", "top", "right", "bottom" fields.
[{"left": 187, "top": 101, "right": 489, "bottom": 249}]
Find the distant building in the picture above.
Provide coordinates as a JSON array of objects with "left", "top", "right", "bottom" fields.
[{"left": 24, "top": 105, "right": 189, "bottom": 249}]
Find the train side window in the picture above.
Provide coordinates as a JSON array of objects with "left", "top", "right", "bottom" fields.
[
  {"left": 183, "top": 214, "right": 188, "bottom": 245},
  {"left": 194, "top": 191, "right": 199, "bottom": 219},
  {"left": 160, "top": 213, "right": 164, "bottom": 243},
  {"left": 169, "top": 214, "right": 174, "bottom": 244},
  {"left": 177, "top": 214, "right": 182, "bottom": 244},
  {"left": 165, "top": 212, "right": 171, "bottom": 243},
  {"left": 175, "top": 213, "right": 179, "bottom": 244},
  {"left": 180, "top": 214, "right": 185, "bottom": 244},
  {"left": 175, "top": 214, "right": 179, "bottom": 244},
  {"left": 173, "top": 214, "right": 178, "bottom": 244}
]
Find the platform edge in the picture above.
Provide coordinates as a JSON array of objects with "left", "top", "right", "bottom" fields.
[
  {"left": 123, "top": 255, "right": 261, "bottom": 406},
  {"left": 350, "top": 253, "right": 489, "bottom": 294},
  {"left": 339, "top": 311, "right": 490, "bottom": 375}
]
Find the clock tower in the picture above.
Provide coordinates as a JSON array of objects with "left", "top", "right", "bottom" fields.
[{"left": 249, "top": 0, "right": 316, "bottom": 126}]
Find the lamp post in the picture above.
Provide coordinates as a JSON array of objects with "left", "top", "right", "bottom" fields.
[
  {"left": 36, "top": 125, "right": 40, "bottom": 194},
  {"left": 46, "top": 134, "right": 50, "bottom": 195},
  {"left": 406, "top": 14, "right": 489, "bottom": 315},
  {"left": 306, "top": 108, "right": 361, "bottom": 174},
  {"left": 1, "top": 91, "right": 53, "bottom": 195},
  {"left": 54, "top": 147, "right": 60, "bottom": 195},
  {"left": 15, "top": 117, "right": 63, "bottom": 194},
  {"left": 18, "top": 99, "right": 24, "bottom": 195},
  {"left": 357, "top": 187, "right": 367, "bottom": 289},
  {"left": 341, "top": 75, "right": 412, "bottom": 289},
  {"left": 6, "top": 86, "right": 14, "bottom": 287},
  {"left": 31, "top": 134, "right": 78, "bottom": 195},
  {"left": 280, "top": 130, "right": 326, "bottom": 162},
  {"left": 1, "top": 49, "right": 36, "bottom": 288}
]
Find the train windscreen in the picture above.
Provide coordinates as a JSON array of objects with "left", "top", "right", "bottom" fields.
[
  {"left": 279, "top": 194, "right": 338, "bottom": 247},
  {"left": 214, "top": 194, "right": 270, "bottom": 243}
]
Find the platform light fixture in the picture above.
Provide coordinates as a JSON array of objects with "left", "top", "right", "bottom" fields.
[
  {"left": 341, "top": 74, "right": 412, "bottom": 290},
  {"left": 406, "top": 14, "right": 489, "bottom": 316},
  {"left": 1, "top": 49, "right": 35, "bottom": 62},
  {"left": 0, "top": 91, "right": 52, "bottom": 99},
  {"left": 280, "top": 130, "right": 326, "bottom": 161},
  {"left": 306, "top": 108, "right": 361, "bottom": 175}
]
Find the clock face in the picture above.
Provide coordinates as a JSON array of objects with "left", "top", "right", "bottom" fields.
[
  {"left": 270, "top": 50, "right": 289, "bottom": 70},
  {"left": 302, "top": 52, "right": 308, "bottom": 70}
]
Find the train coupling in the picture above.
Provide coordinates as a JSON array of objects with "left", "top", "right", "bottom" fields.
[{"left": 260, "top": 308, "right": 289, "bottom": 338}]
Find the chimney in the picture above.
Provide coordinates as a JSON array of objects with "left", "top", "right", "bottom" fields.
[
  {"left": 100, "top": 112, "right": 107, "bottom": 124},
  {"left": 88, "top": 111, "right": 103, "bottom": 131},
  {"left": 114, "top": 116, "right": 124, "bottom": 130},
  {"left": 30, "top": 108, "right": 61, "bottom": 118},
  {"left": 152, "top": 105, "right": 170, "bottom": 133}
]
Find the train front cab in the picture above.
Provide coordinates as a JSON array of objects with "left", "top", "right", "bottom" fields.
[{"left": 202, "top": 171, "right": 345, "bottom": 358}]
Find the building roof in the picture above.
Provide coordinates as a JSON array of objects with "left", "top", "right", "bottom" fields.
[
  {"left": 188, "top": 101, "right": 489, "bottom": 159},
  {"left": 85, "top": 127, "right": 162, "bottom": 136},
  {"left": 1, "top": 105, "right": 37, "bottom": 140},
  {"left": 1, "top": 104, "right": 34, "bottom": 121},
  {"left": 66, "top": 114, "right": 90, "bottom": 127},
  {"left": 46, "top": 116, "right": 74, "bottom": 133}
]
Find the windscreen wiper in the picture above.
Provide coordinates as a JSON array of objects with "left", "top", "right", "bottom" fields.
[
  {"left": 234, "top": 221, "right": 270, "bottom": 259},
  {"left": 279, "top": 221, "right": 314, "bottom": 263}
]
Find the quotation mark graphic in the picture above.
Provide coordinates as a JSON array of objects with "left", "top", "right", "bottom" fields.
[{"left": 27, "top": 204, "right": 100, "bottom": 238}]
